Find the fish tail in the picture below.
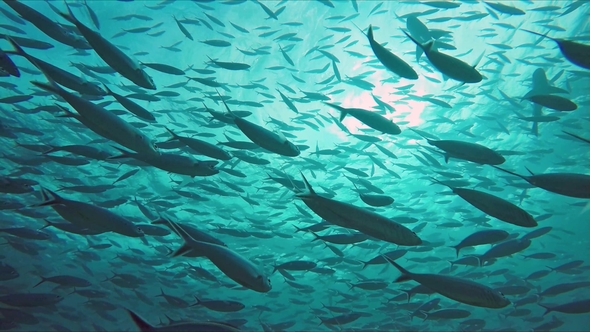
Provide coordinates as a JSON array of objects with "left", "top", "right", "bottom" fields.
[
  {"left": 382, "top": 255, "right": 412, "bottom": 282},
  {"left": 538, "top": 303, "right": 552, "bottom": 316},
  {"left": 32, "top": 276, "right": 47, "bottom": 288},
  {"left": 41, "top": 145, "right": 56, "bottom": 155},
  {"left": 58, "top": 3, "right": 77, "bottom": 25},
  {"left": 490, "top": 166, "right": 525, "bottom": 180},
  {"left": 31, "top": 187, "right": 62, "bottom": 207},
  {"left": 451, "top": 245, "right": 460, "bottom": 258},
  {"left": 6, "top": 36, "right": 27, "bottom": 58},
  {"left": 339, "top": 110, "right": 348, "bottom": 122},
  {"left": 30, "top": 81, "right": 60, "bottom": 95},
  {"left": 39, "top": 219, "right": 54, "bottom": 230},
  {"left": 296, "top": 172, "right": 316, "bottom": 198},
  {"left": 164, "top": 127, "right": 179, "bottom": 141},
  {"left": 521, "top": 29, "right": 547, "bottom": 40},
  {"left": 126, "top": 309, "right": 155, "bottom": 332},
  {"left": 106, "top": 146, "right": 133, "bottom": 160},
  {"left": 401, "top": 29, "right": 425, "bottom": 51},
  {"left": 310, "top": 232, "right": 321, "bottom": 242}
]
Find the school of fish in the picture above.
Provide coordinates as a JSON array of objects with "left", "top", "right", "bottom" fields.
[{"left": 0, "top": 0, "right": 589, "bottom": 331}]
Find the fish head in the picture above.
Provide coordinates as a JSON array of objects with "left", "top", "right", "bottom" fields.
[
  {"left": 253, "top": 274, "right": 272, "bottom": 293},
  {"left": 137, "top": 68, "right": 156, "bottom": 90},
  {"left": 493, "top": 290, "right": 512, "bottom": 308},
  {"left": 134, "top": 133, "right": 160, "bottom": 157},
  {"left": 194, "top": 160, "right": 219, "bottom": 176},
  {"left": 133, "top": 225, "right": 145, "bottom": 237},
  {"left": 283, "top": 140, "right": 300, "bottom": 157}
]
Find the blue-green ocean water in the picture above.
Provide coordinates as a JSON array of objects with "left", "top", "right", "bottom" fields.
[{"left": 0, "top": 0, "right": 589, "bottom": 331}]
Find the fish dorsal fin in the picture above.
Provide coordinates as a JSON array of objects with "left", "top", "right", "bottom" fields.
[
  {"left": 524, "top": 167, "right": 535, "bottom": 176},
  {"left": 298, "top": 172, "right": 316, "bottom": 196},
  {"left": 423, "top": 40, "right": 434, "bottom": 52}
]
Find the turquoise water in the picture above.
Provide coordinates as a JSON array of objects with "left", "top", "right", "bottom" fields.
[{"left": 0, "top": 0, "right": 589, "bottom": 331}]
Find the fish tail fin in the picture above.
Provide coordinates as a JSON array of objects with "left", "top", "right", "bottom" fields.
[
  {"left": 538, "top": 303, "right": 552, "bottom": 316},
  {"left": 382, "top": 255, "right": 411, "bottom": 281},
  {"left": 167, "top": 219, "right": 200, "bottom": 257},
  {"left": 296, "top": 172, "right": 316, "bottom": 198},
  {"left": 420, "top": 311, "right": 428, "bottom": 321},
  {"left": 39, "top": 219, "right": 54, "bottom": 230},
  {"left": 491, "top": 166, "right": 525, "bottom": 180},
  {"left": 339, "top": 110, "right": 348, "bottom": 122},
  {"left": 125, "top": 309, "right": 155, "bottom": 332},
  {"left": 106, "top": 146, "right": 133, "bottom": 160},
  {"left": 41, "top": 145, "right": 56, "bottom": 155},
  {"left": 351, "top": 22, "right": 364, "bottom": 36},
  {"left": 32, "top": 276, "right": 47, "bottom": 288},
  {"left": 164, "top": 127, "right": 179, "bottom": 141},
  {"left": 310, "top": 231, "right": 321, "bottom": 242},
  {"left": 6, "top": 36, "right": 28, "bottom": 58},
  {"left": 102, "top": 84, "right": 113, "bottom": 96},
  {"left": 30, "top": 81, "right": 62, "bottom": 95},
  {"left": 521, "top": 29, "right": 547, "bottom": 40},
  {"left": 31, "top": 187, "right": 63, "bottom": 207},
  {"left": 401, "top": 29, "right": 425, "bottom": 51},
  {"left": 451, "top": 245, "right": 460, "bottom": 258},
  {"left": 189, "top": 296, "right": 201, "bottom": 307},
  {"left": 58, "top": 3, "right": 77, "bottom": 25}
]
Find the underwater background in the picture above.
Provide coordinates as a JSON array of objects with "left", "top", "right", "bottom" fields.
[{"left": 0, "top": 0, "right": 589, "bottom": 331}]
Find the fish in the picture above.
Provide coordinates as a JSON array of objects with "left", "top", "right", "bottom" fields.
[
  {"left": 383, "top": 256, "right": 511, "bottom": 308},
  {"left": 126, "top": 309, "right": 240, "bottom": 331},
  {"left": 296, "top": 172, "right": 421, "bottom": 246},
  {"left": 0, "top": 46, "right": 19, "bottom": 77},
  {"left": 493, "top": 166, "right": 590, "bottom": 199},
  {"left": 3, "top": 0, "right": 90, "bottom": 49},
  {"left": 207, "top": 56, "right": 250, "bottom": 71},
  {"left": 431, "top": 178, "right": 537, "bottom": 228},
  {"left": 173, "top": 15, "right": 193, "bottom": 40},
  {"left": 324, "top": 102, "right": 401, "bottom": 135},
  {"left": 411, "top": 129, "right": 505, "bottom": 165},
  {"left": 103, "top": 85, "right": 155, "bottom": 121},
  {"left": 525, "top": 94, "right": 578, "bottom": 112},
  {"left": 33, "top": 188, "right": 144, "bottom": 238},
  {"left": 216, "top": 91, "right": 300, "bottom": 157},
  {"left": 402, "top": 29, "right": 482, "bottom": 83},
  {"left": 450, "top": 230, "right": 510, "bottom": 257},
  {"left": 108, "top": 147, "right": 219, "bottom": 177},
  {"left": 58, "top": 4, "right": 155, "bottom": 89},
  {"left": 167, "top": 219, "right": 272, "bottom": 293},
  {"left": 165, "top": 127, "right": 231, "bottom": 160},
  {"left": 30, "top": 78, "right": 159, "bottom": 157},
  {"left": 521, "top": 29, "right": 590, "bottom": 69},
  {"left": 357, "top": 24, "right": 418, "bottom": 80}
]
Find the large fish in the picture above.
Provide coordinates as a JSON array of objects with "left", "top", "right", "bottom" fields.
[
  {"left": 58, "top": 3, "right": 155, "bottom": 89},
  {"left": 383, "top": 256, "right": 510, "bottom": 308},
  {"left": 493, "top": 166, "right": 590, "bottom": 199},
  {"left": 296, "top": 172, "right": 421, "bottom": 246},
  {"left": 216, "top": 92, "right": 300, "bottom": 157},
  {"left": 402, "top": 29, "right": 482, "bottom": 83}
]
